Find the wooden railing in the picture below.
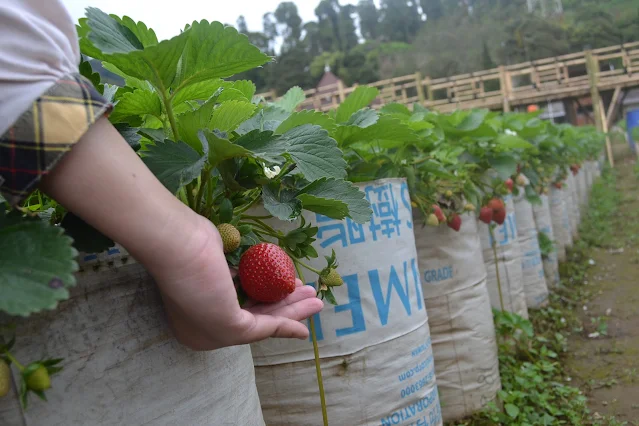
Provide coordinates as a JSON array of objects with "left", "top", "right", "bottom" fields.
[{"left": 257, "top": 42, "right": 639, "bottom": 113}]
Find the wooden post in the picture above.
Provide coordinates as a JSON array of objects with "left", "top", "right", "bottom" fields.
[
  {"left": 586, "top": 50, "right": 614, "bottom": 167},
  {"left": 270, "top": 89, "right": 278, "bottom": 103},
  {"left": 337, "top": 80, "right": 346, "bottom": 103},
  {"left": 499, "top": 65, "right": 511, "bottom": 112},
  {"left": 425, "top": 77, "right": 433, "bottom": 102},
  {"left": 415, "top": 72, "right": 426, "bottom": 104},
  {"left": 606, "top": 86, "right": 622, "bottom": 129}
]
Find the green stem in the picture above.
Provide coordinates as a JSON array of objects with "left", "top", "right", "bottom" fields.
[
  {"left": 489, "top": 226, "right": 506, "bottom": 312},
  {"left": 233, "top": 191, "right": 262, "bottom": 215},
  {"left": 252, "top": 229, "right": 281, "bottom": 240},
  {"left": 241, "top": 214, "right": 274, "bottom": 220},
  {"left": 294, "top": 262, "right": 329, "bottom": 426},
  {"left": 297, "top": 260, "right": 324, "bottom": 276},
  {"left": 4, "top": 350, "right": 24, "bottom": 371},
  {"left": 186, "top": 183, "right": 196, "bottom": 209},
  {"left": 195, "top": 168, "right": 212, "bottom": 214}
]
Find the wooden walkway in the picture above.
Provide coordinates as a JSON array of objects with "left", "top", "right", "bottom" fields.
[{"left": 258, "top": 42, "right": 639, "bottom": 118}]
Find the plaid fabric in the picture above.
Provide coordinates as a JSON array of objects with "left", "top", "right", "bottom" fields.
[{"left": 0, "top": 73, "right": 112, "bottom": 206}]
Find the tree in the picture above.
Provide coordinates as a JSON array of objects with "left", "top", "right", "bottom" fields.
[
  {"left": 262, "top": 13, "right": 279, "bottom": 52},
  {"left": 420, "top": 0, "right": 443, "bottom": 21},
  {"left": 379, "top": 0, "right": 423, "bottom": 43},
  {"left": 339, "top": 4, "right": 359, "bottom": 51},
  {"left": 236, "top": 16, "right": 248, "bottom": 34},
  {"left": 481, "top": 41, "right": 496, "bottom": 70},
  {"left": 315, "top": 0, "right": 342, "bottom": 51},
  {"left": 274, "top": 2, "right": 303, "bottom": 51},
  {"left": 357, "top": 0, "right": 380, "bottom": 41}
]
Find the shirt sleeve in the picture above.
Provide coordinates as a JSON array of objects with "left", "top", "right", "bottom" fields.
[{"left": 0, "top": 1, "right": 112, "bottom": 206}]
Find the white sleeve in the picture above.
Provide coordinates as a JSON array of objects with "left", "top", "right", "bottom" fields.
[{"left": 0, "top": 0, "right": 81, "bottom": 135}]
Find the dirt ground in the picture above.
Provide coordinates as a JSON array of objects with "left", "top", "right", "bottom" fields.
[{"left": 566, "top": 143, "right": 639, "bottom": 424}]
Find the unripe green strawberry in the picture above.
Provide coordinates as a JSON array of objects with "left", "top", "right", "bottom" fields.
[
  {"left": 516, "top": 174, "right": 527, "bottom": 187},
  {"left": 25, "top": 365, "right": 50, "bottom": 392},
  {"left": 217, "top": 223, "right": 241, "bottom": 253},
  {"left": 0, "top": 360, "right": 10, "bottom": 397},
  {"left": 320, "top": 269, "right": 343, "bottom": 287},
  {"left": 445, "top": 190, "right": 453, "bottom": 198},
  {"left": 464, "top": 203, "right": 476, "bottom": 212},
  {"left": 426, "top": 213, "right": 440, "bottom": 226},
  {"left": 239, "top": 243, "right": 296, "bottom": 303}
]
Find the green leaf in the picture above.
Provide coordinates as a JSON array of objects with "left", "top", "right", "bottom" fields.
[
  {"left": 171, "top": 21, "right": 271, "bottom": 94},
  {"left": 262, "top": 185, "right": 302, "bottom": 221},
  {"left": 82, "top": 8, "right": 188, "bottom": 89},
  {"left": 109, "top": 89, "right": 162, "bottom": 123},
  {"left": 276, "top": 110, "right": 337, "bottom": 134},
  {"left": 209, "top": 100, "right": 256, "bottom": 132},
  {"left": 114, "top": 124, "right": 142, "bottom": 151},
  {"left": 457, "top": 109, "right": 489, "bottom": 131},
  {"left": 176, "top": 101, "right": 215, "bottom": 152},
  {"left": 283, "top": 125, "right": 347, "bottom": 181},
  {"left": 273, "top": 86, "right": 306, "bottom": 112},
  {"left": 0, "top": 220, "right": 78, "bottom": 316},
  {"left": 198, "top": 131, "right": 252, "bottom": 166},
  {"left": 380, "top": 103, "right": 411, "bottom": 117},
  {"left": 141, "top": 139, "right": 207, "bottom": 194},
  {"left": 219, "top": 198, "right": 234, "bottom": 223},
  {"left": 234, "top": 130, "right": 288, "bottom": 164},
  {"left": 334, "top": 114, "right": 417, "bottom": 147},
  {"left": 297, "top": 178, "right": 372, "bottom": 224},
  {"left": 505, "top": 404, "right": 520, "bottom": 418},
  {"left": 335, "top": 86, "right": 379, "bottom": 123},
  {"left": 60, "top": 213, "right": 114, "bottom": 254},
  {"left": 497, "top": 133, "right": 534, "bottom": 149},
  {"left": 489, "top": 155, "right": 518, "bottom": 181},
  {"left": 230, "top": 80, "right": 256, "bottom": 102},
  {"left": 116, "top": 15, "right": 158, "bottom": 47},
  {"left": 171, "top": 79, "right": 229, "bottom": 108},
  {"left": 236, "top": 106, "right": 291, "bottom": 134},
  {"left": 345, "top": 108, "right": 378, "bottom": 128}
]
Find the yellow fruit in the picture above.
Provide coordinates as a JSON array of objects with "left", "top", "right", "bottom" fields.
[
  {"left": 426, "top": 214, "right": 440, "bottom": 226},
  {"left": 217, "top": 223, "right": 241, "bottom": 253}
]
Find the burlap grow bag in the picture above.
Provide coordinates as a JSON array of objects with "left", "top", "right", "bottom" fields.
[
  {"left": 414, "top": 212, "right": 500, "bottom": 422},
  {"left": 251, "top": 178, "right": 442, "bottom": 426},
  {"left": 514, "top": 191, "right": 549, "bottom": 308},
  {"left": 0, "top": 248, "right": 264, "bottom": 426},
  {"left": 477, "top": 195, "right": 528, "bottom": 319},
  {"left": 567, "top": 172, "right": 581, "bottom": 239},
  {"left": 533, "top": 194, "right": 560, "bottom": 286}
]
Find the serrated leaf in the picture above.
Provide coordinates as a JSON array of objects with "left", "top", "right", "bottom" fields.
[
  {"left": 489, "top": 155, "right": 518, "bottom": 181},
  {"left": 236, "top": 106, "right": 291, "bottom": 135},
  {"left": 141, "top": 139, "right": 207, "bottom": 194},
  {"left": 114, "top": 124, "right": 142, "bottom": 151},
  {"left": 297, "top": 178, "right": 372, "bottom": 224},
  {"left": 276, "top": 110, "right": 336, "bottom": 134},
  {"left": 380, "top": 103, "right": 411, "bottom": 117},
  {"left": 209, "top": 101, "right": 256, "bottom": 132},
  {"left": 109, "top": 88, "right": 162, "bottom": 123},
  {"left": 0, "top": 221, "right": 78, "bottom": 316},
  {"left": 273, "top": 86, "right": 306, "bottom": 112},
  {"left": 81, "top": 8, "right": 188, "bottom": 90},
  {"left": 230, "top": 80, "right": 256, "bottom": 102},
  {"left": 171, "top": 79, "right": 229, "bottom": 108},
  {"left": 345, "top": 108, "right": 378, "bottom": 128},
  {"left": 336, "top": 86, "right": 379, "bottom": 123},
  {"left": 116, "top": 15, "right": 158, "bottom": 47},
  {"left": 234, "top": 130, "right": 288, "bottom": 164},
  {"left": 176, "top": 101, "right": 215, "bottom": 152},
  {"left": 457, "top": 109, "right": 489, "bottom": 131},
  {"left": 496, "top": 133, "right": 534, "bottom": 149},
  {"left": 60, "top": 213, "right": 114, "bottom": 254},
  {"left": 198, "top": 130, "right": 252, "bottom": 166},
  {"left": 334, "top": 114, "right": 417, "bottom": 147},
  {"left": 262, "top": 185, "right": 302, "bottom": 221},
  {"left": 505, "top": 403, "right": 520, "bottom": 418},
  {"left": 283, "top": 125, "right": 347, "bottom": 181},
  {"left": 171, "top": 21, "right": 271, "bottom": 95}
]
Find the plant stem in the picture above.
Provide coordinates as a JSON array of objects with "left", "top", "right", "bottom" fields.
[
  {"left": 297, "top": 260, "right": 324, "bottom": 276},
  {"left": 241, "top": 214, "right": 274, "bottom": 220},
  {"left": 489, "top": 226, "right": 506, "bottom": 312},
  {"left": 195, "top": 168, "right": 212, "bottom": 214},
  {"left": 4, "top": 350, "right": 24, "bottom": 371},
  {"left": 294, "top": 262, "right": 328, "bottom": 426},
  {"left": 252, "top": 229, "right": 281, "bottom": 240}
]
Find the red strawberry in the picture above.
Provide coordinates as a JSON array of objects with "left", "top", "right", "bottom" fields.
[
  {"left": 479, "top": 206, "right": 493, "bottom": 224},
  {"left": 505, "top": 178, "right": 514, "bottom": 192},
  {"left": 487, "top": 198, "right": 505, "bottom": 212},
  {"left": 239, "top": 243, "right": 296, "bottom": 303},
  {"left": 432, "top": 204, "right": 446, "bottom": 223},
  {"left": 553, "top": 182, "right": 563, "bottom": 189},
  {"left": 493, "top": 207, "right": 507, "bottom": 225},
  {"left": 447, "top": 214, "right": 462, "bottom": 232}
]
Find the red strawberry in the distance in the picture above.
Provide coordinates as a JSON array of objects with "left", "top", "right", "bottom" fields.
[
  {"left": 505, "top": 178, "right": 514, "bottom": 193},
  {"left": 432, "top": 204, "right": 446, "bottom": 223},
  {"left": 447, "top": 214, "right": 462, "bottom": 232},
  {"left": 493, "top": 207, "right": 507, "bottom": 225},
  {"left": 487, "top": 198, "right": 505, "bottom": 212},
  {"left": 239, "top": 243, "right": 296, "bottom": 303},
  {"left": 553, "top": 182, "right": 563, "bottom": 189},
  {"left": 479, "top": 206, "right": 493, "bottom": 224}
]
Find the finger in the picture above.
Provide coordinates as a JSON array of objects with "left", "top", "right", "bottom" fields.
[
  {"left": 268, "top": 297, "right": 324, "bottom": 321},
  {"left": 246, "top": 285, "right": 318, "bottom": 315},
  {"left": 240, "top": 312, "right": 311, "bottom": 341},
  {"left": 295, "top": 278, "right": 303, "bottom": 287}
]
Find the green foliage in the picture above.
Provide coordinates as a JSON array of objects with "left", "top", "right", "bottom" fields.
[{"left": 538, "top": 231, "right": 555, "bottom": 259}]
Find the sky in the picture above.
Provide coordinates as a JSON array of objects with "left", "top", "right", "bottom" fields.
[{"left": 62, "top": 0, "right": 363, "bottom": 41}]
